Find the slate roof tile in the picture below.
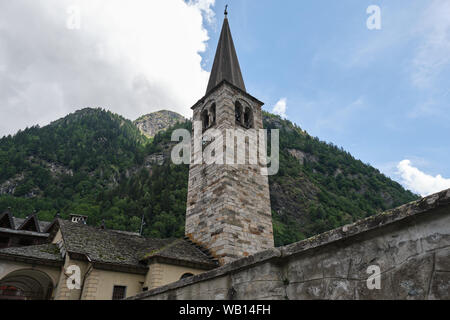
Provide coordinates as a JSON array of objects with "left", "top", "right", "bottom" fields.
[
  {"left": 0, "top": 243, "right": 63, "bottom": 262},
  {"left": 57, "top": 219, "right": 217, "bottom": 269}
]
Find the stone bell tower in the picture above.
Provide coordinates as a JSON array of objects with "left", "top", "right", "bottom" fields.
[{"left": 185, "top": 11, "right": 274, "bottom": 265}]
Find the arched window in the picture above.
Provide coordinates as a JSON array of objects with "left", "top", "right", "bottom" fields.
[
  {"left": 210, "top": 103, "right": 216, "bottom": 125},
  {"left": 235, "top": 101, "right": 243, "bottom": 124},
  {"left": 201, "top": 110, "right": 209, "bottom": 132},
  {"left": 244, "top": 107, "right": 253, "bottom": 128},
  {"left": 180, "top": 273, "right": 194, "bottom": 280}
]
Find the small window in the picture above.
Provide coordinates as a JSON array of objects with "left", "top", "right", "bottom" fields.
[
  {"left": 180, "top": 273, "right": 194, "bottom": 280},
  {"left": 112, "top": 285, "right": 127, "bottom": 300}
]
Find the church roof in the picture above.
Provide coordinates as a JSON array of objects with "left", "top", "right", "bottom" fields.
[
  {"left": 206, "top": 16, "right": 246, "bottom": 94},
  {"left": 0, "top": 210, "right": 15, "bottom": 229},
  {"left": 0, "top": 210, "right": 51, "bottom": 232},
  {"left": 0, "top": 210, "right": 50, "bottom": 237},
  {"left": 47, "top": 219, "right": 218, "bottom": 272},
  {"left": 0, "top": 243, "right": 63, "bottom": 266}
]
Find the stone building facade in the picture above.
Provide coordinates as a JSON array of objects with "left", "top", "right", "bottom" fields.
[{"left": 185, "top": 16, "right": 274, "bottom": 264}]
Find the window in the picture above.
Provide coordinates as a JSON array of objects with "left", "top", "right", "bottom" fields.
[
  {"left": 180, "top": 273, "right": 194, "bottom": 280},
  {"left": 201, "top": 110, "right": 209, "bottom": 132},
  {"left": 112, "top": 285, "right": 127, "bottom": 300},
  {"left": 235, "top": 101, "right": 243, "bottom": 124},
  {"left": 210, "top": 103, "right": 216, "bottom": 125},
  {"left": 244, "top": 107, "right": 253, "bottom": 128}
]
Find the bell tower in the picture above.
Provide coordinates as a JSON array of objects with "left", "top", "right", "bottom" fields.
[{"left": 185, "top": 12, "right": 274, "bottom": 265}]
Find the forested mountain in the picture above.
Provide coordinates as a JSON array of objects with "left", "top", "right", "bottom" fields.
[{"left": 0, "top": 108, "right": 419, "bottom": 246}]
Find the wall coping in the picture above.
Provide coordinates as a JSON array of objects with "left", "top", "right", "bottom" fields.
[{"left": 128, "top": 188, "right": 450, "bottom": 300}]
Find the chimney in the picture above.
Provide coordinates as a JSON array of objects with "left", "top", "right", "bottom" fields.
[{"left": 70, "top": 214, "right": 88, "bottom": 224}]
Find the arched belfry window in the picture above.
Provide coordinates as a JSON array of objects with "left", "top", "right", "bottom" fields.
[
  {"left": 244, "top": 107, "right": 253, "bottom": 128},
  {"left": 210, "top": 103, "right": 216, "bottom": 126},
  {"left": 201, "top": 109, "right": 209, "bottom": 132},
  {"left": 235, "top": 100, "right": 253, "bottom": 129},
  {"left": 235, "top": 101, "right": 243, "bottom": 124}
]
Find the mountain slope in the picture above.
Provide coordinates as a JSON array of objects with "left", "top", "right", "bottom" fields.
[
  {"left": 0, "top": 108, "right": 148, "bottom": 223},
  {"left": 0, "top": 108, "right": 419, "bottom": 246},
  {"left": 262, "top": 112, "right": 418, "bottom": 245}
]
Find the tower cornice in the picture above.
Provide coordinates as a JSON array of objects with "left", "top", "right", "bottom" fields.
[{"left": 191, "top": 80, "right": 264, "bottom": 110}]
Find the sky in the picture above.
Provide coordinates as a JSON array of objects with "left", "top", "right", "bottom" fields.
[{"left": 0, "top": 0, "right": 449, "bottom": 196}]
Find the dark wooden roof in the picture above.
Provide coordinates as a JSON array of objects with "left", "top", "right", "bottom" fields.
[
  {"left": 16, "top": 214, "right": 41, "bottom": 232},
  {"left": 0, "top": 210, "right": 15, "bottom": 229},
  {"left": 0, "top": 211, "right": 50, "bottom": 238}
]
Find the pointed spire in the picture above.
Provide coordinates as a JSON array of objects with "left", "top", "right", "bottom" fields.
[{"left": 206, "top": 9, "right": 246, "bottom": 94}]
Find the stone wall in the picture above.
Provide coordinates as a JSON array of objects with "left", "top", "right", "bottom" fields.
[{"left": 131, "top": 189, "right": 450, "bottom": 300}]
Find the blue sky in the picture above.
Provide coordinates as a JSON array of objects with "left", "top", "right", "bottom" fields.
[{"left": 199, "top": 0, "right": 450, "bottom": 195}]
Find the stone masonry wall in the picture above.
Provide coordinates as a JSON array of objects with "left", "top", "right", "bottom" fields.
[
  {"left": 185, "top": 82, "right": 274, "bottom": 265},
  {"left": 132, "top": 189, "right": 450, "bottom": 300}
]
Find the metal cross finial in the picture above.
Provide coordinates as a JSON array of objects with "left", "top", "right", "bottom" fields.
[{"left": 224, "top": 5, "right": 228, "bottom": 16}]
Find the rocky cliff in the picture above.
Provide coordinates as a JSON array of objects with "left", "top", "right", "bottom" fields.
[{"left": 133, "top": 110, "right": 186, "bottom": 138}]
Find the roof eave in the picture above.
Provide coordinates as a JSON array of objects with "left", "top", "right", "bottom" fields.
[
  {"left": 191, "top": 80, "right": 264, "bottom": 110},
  {"left": 0, "top": 227, "right": 49, "bottom": 237},
  {"left": 0, "top": 252, "right": 64, "bottom": 267},
  {"left": 66, "top": 251, "right": 149, "bottom": 275}
]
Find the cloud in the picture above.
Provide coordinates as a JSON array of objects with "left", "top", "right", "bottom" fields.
[
  {"left": 0, "top": 0, "right": 216, "bottom": 137},
  {"left": 397, "top": 159, "right": 450, "bottom": 196},
  {"left": 272, "top": 98, "right": 287, "bottom": 118}
]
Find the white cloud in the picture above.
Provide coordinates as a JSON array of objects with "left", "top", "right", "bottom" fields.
[
  {"left": 397, "top": 159, "right": 450, "bottom": 196},
  {"left": 272, "top": 98, "right": 287, "bottom": 118},
  {"left": 0, "top": 0, "right": 216, "bottom": 137}
]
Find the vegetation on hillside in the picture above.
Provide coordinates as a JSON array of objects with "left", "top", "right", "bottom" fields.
[
  {"left": 263, "top": 112, "right": 418, "bottom": 245},
  {"left": 0, "top": 108, "right": 418, "bottom": 245}
]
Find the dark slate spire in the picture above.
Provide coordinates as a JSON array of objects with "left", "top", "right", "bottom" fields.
[{"left": 206, "top": 12, "right": 246, "bottom": 94}]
